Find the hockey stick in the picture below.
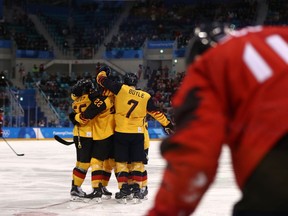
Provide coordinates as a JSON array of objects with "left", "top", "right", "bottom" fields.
[
  {"left": 54, "top": 135, "right": 74, "bottom": 145},
  {"left": 1, "top": 137, "right": 25, "bottom": 156}
]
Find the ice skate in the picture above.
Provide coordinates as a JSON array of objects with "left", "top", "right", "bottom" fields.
[
  {"left": 70, "top": 185, "right": 87, "bottom": 202},
  {"left": 101, "top": 186, "right": 112, "bottom": 200},
  {"left": 85, "top": 186, "right": 103, "bottom": 203},
  {"left": 140, "top": 186, "right": 148, "bottom": 200},
  {"left": 131, "top": 183, "right": 144, "bottom": 204},
  {"left": 115, "top": 184, "right": 131, "bottom": 204}
]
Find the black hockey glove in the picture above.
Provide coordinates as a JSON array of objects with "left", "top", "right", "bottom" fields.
[
  {"left": 68, "top": 112, "right": 78, "bottom": 126},
  {"left": 99, "top": 66, "right": 111, "bottom": 76},
  {"left": 163, "top": 122, "right": 175, "bottom": 135}
]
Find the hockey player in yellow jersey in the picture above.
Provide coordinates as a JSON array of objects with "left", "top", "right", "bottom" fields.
[
  {"left": 97, "top": 68, "right": 174, "bottom": 202},
  {"left": 69, "top": 79, "right": 115, "bottom": 202},
  {"left": 76, "top": 80, "right": 116, "bottom": 201},
  {"left": 69, "top": 79, "right": 95, "bottom": 200}
]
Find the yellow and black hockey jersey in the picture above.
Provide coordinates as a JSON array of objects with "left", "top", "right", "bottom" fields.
[
  {"left": 81, "top": 91, "right": 115, "bottom": 140},
  {"left": 71, "top": 94, "right": 93, "bottom": 138},
  {"left": 97, "top": 72, "right": 171, "bottom": 134},
  {"left": 113, "top": 85, "right": 149, "bottom": 133}
]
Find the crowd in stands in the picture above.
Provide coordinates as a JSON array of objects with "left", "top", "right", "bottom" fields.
[
  {"left": 2, "top": 0, "right": 288, "bottom": 127},
  {"left": 0, "top": 22, "right": 9, "bottom": 40},
  {"left": 143, "top": 66, "right": 185, "bottom": 122},
  {"left": 7, "top": 8, "right": 50, "bottom": 51},
  {"left": 16, "top": 60, "right": 183, "bottom": 127},
  {"left": 263, "top": 0, "right": 288, "bottom": 25},
  {"left": 36, "top": 1, "right": 123, "bottom": 59},
  {"left": 2, "top": 0, "right": 285, "bottom": 57},
  {"left": 0, "top": 0, "right": 266, "bottom": 57},
  {"left": 105, "top": 0, "right": 258, "bottom": 51}
]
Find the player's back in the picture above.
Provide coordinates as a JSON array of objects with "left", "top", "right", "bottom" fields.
[
  {"left": 204, "top": 26, "right": 288, "bottom": 147},
  {"left": 114, "top": 85, "right": 151, "bottom": 133},
  {"left": 173, "top": 25, "right": 288, "bottom": 187}
]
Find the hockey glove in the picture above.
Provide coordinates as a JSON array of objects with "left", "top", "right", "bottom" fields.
[
  {"left": 68, "top": 112, "right": 78, "bottom": 126},
  {"left": 96, "top": 71, "right": 107, "bottom": 86},
  {"left": 163, "top": 122, "right": 175, "bottom": 135},
  {"left": 75, "top": 113, "right": 89, "bottom": 125},
  {"left": 99, "top": 66, "right": 111, "bottom": 76}
]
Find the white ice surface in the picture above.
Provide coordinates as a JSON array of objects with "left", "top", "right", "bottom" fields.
[{"left": 0, "top": 139, "right": 240, "bottom": 216}]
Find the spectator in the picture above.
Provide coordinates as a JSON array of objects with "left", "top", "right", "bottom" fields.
[
  {"left": 137, "top": 64, "right": 143, "bottom": 79},
  {"left": 31, "top": 64, "right": 39, "bottom": 79}
]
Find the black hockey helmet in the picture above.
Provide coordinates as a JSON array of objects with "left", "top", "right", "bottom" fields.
[
  {"left": 71, "top": 79, "right": 95, "bottom": 97},
  {"left": 185, "top": 22, "right": 232, "bottom": 65},
  {"left": 123, "top": 73, "right": 138, "bottom": 86},
  {"left": 99, "top": 66, "right": 111, "bottom": 77}
]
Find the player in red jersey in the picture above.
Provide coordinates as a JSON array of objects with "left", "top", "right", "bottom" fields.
[{"left": 148, "top": 24, "right": 288, "bottom": 216}]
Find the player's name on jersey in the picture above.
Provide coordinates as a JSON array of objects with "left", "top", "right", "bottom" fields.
[{"left": 129, "top": 89, "right": 145, "bottom": 98}]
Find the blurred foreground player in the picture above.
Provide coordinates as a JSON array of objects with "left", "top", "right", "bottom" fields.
[{"left": 148, "top": 24, "right": 288, "bottom": 216}]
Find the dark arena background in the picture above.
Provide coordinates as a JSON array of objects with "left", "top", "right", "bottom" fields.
[
  {"left": 0, "top": 0, "right": 286, "bottom": 138},
  {"left": 1, "top": 0, "right": 286, "bottom": 138}
]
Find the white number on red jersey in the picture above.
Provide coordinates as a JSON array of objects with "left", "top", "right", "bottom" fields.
[{"left": 243, "top": 34, "right": 288, "bottom": 83}]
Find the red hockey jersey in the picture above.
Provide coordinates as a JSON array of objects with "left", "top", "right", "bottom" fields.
[{"left": 148, "top": 26, "right": 288, "bottom": 215}]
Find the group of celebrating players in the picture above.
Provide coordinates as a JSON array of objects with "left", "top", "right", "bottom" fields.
[{"left": 68, "top": 66, "right": 174, "bottom": 203}]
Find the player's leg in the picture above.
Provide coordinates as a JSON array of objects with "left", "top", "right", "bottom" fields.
[
  {"left": 130, "top": 133, "right": 146, "bottom": 200},
  {"left": 141, "top": 148, "right": 149, "bottom": 199},
  {"left": 114, "top": 132, "right": 131, "bottom": 201},
  {"left": 97, "top": 135, "right": 114, "bottom": 198},
  {"left": 102, "top": 158, "right": 114, "bottom": 197},
  {"left": 85, "top": 139, "right": 107, "bottom": 200},
  {"left": 71, "top": 136, "right": 93, "bottom": 200}
]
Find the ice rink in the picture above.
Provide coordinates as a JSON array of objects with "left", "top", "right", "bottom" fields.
[{"left": 0, "top": 139, "right": 241, "bottom": 216}]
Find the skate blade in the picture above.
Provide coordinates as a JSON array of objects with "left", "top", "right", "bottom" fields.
[
  {"left": 132, "top": 198, "right": 142, "bottom": 204},
  {"left": 116, "top": 198, "right": 128, "bottom": 204},
  {"left": 126, "top": 194, "right": 133, "bottom": 200},
  {"left": 90, "top": 197, "right": 102, "bottom": 203},
  {"left": 70, "top": 196, "right": 89, "bottom": 203},
  {"left": 102, "top": 195, "right": 112, "bottom": 200}
]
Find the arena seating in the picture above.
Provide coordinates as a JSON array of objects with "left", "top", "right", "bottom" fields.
[{"left": 2, "top": 0, "right": 281, "bottom": 127}]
